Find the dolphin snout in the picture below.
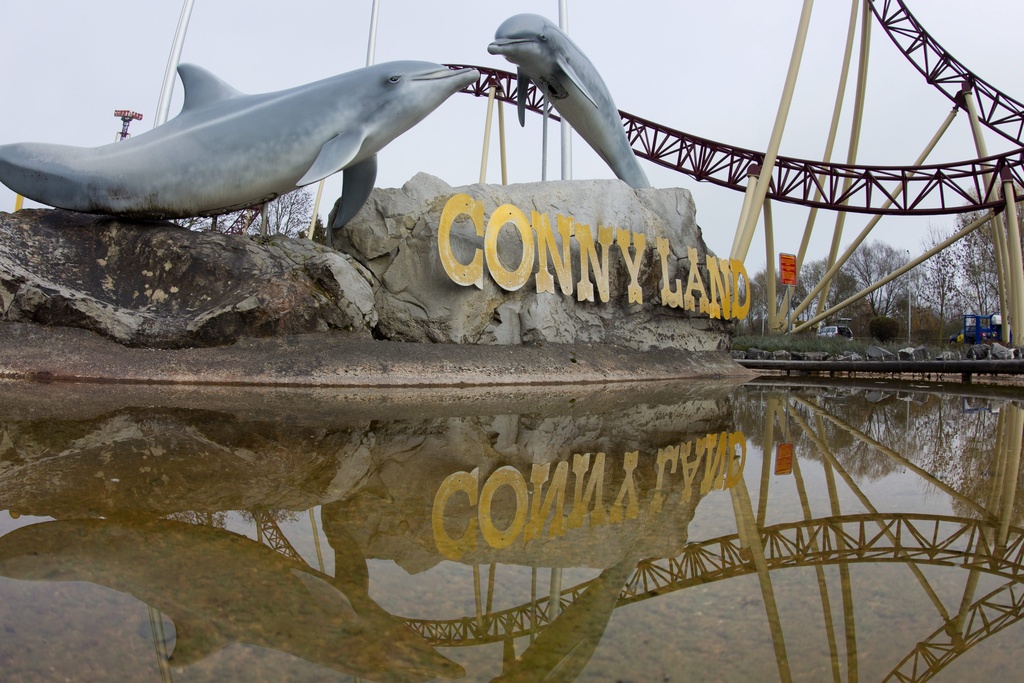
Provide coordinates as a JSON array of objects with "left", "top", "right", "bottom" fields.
[{"left": 488, "top": 39, "right": 529, "bottom": 56}]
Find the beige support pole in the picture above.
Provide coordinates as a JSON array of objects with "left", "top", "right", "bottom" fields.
[
  {"left": 1001, "top": 171, "right": 1024, "bottom": 345},
  {"left": 497, "top": 96, "right": 508, "bottom": 186},
  {"left": 815, "top": 0, "right": 871, "bottom": 319},
  {"left": 790, "top": 106, "right": 959, "bottom": 322},
  {"left": 793, "top": 209, "right": 994, "bottom": 334},
  {"left": 733, "top": 0, "right": 815, "bottom": 264},
  {"left": 13, "top": 195, "right": 24, "bottom": 212},
  {"left": 480, "top": 85, "right": 497, "bottom": 184},
  {"left": 963, "top": 89, "right": 1010, "bottom": 337},
  {"left": 731, "top": 166, "right": 761, "bottom": 260},
  {"left": 764, "top": 200, "right": 779, "bottom": 332},
  {"left": 307, "top": 180, "right": 325, "bottom": 240},
  {"left": 792, "top": 0, "right": 861, "bottom": 276}
]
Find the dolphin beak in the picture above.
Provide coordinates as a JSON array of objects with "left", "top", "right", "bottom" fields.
[
  {"left": 488, "top": 39, "right": 530, "bottom": 56},
  {"left": 413, "top": 67, "right": 479, "bottom": 83}
]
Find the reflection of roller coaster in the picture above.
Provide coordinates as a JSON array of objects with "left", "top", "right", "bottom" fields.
[{"left": 387, "top": 394, "right": 1024, "bottom": 682}]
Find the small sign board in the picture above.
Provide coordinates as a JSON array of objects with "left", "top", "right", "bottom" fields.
[
  {"left": 779, "top": 253, "right": 797, "bottom": 287},
  {"left": 775, "top": 443, "right": 794, "bottom": 475}
]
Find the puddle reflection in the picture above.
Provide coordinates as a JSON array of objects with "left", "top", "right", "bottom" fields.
[{"left": 0, "top": 378, "right": 1022, "bottom": 681}]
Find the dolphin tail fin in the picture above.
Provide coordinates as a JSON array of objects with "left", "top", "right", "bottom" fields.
[
  {"left": 557, "top": 58, "right": 598, "bottom": 109},
  {"left": 328, "top": 155, "right": 377, "bottom": 245},
  {"left": 517, "top": 69, "right": 529, "bottom": 127}
]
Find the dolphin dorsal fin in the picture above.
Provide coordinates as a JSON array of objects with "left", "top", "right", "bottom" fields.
[{"left": 177, "top": 64, "right": 244, "bottom": 112}]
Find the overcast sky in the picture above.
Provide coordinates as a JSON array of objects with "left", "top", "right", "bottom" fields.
[{"left": 2, "top": 1, "right": 1021, "bottom": 272}]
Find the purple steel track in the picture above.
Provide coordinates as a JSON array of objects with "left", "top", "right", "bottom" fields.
[{"left": 446, "top": 2, "right": 1024, "bottom": 218}]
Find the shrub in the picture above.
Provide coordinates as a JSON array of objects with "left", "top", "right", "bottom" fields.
[{"left": 869, "top": 316, "right": 900, "bottom": 342}]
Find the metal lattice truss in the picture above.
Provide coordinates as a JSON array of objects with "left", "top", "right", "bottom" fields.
[
  {"left": 251, "top": 509, "right": 304, "bottom": 563},
  {"left": 402, "top": 513, "right": 1024, "bottom": 648},
  {"left": 451, "top": 64, "right": 1024, "bottom": 217},
  {"left": 869, "top": 0, "right": 1024, "bottom": 147},
  {"left": 886, "top": 580, "right": 1024, "bottom": 682}
]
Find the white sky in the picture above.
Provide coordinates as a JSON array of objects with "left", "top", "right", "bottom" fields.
[{"left": 1, "top": 1, "right": 1021, "bottom": 273}]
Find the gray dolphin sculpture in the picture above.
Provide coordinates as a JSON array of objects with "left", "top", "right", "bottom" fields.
[
  {"left": 488, "top": 14, "right": 650, "bottom": 189},
  {"left": 0, "top": 518, "right": 464, "bottom": 681},
  {"left": 0, "top": 61, "right": 479, "bottom": 246}
]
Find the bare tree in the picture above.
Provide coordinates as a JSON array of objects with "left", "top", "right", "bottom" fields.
[
  {"left": 174, "top": 188, "right": 316, "bottom": 238},
  {"left": 846, "top": 240, "right": 909, "bottom": 317}
]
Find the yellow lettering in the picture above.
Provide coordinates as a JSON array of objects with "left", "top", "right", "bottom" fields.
[
  {"left": 535, "top": 213, "right": 575, "bottom": 296},
  {"left": 731, "top": 259, "right": 751, "bottom": 320},
  {"left": 679, "top": 441, "right": 699, "bottom": 503},
  {"left": 479, "top": 466, "right": 529, "bottom": 549},
  {"left": 609, "top": 451, "right": 640, "bottom": 524},
  {"left": 705, "top": 256, "right": 725, "bottom": 319},
  {"left": 432, "top": 468, "right": 480, "bottom": 560},
  {"left": 657, "top": 237, "right": 684, "bottom": 308},
  {"left": 438, "top": 194, "right": 485, "bottom": 289},
  {"left": 616, "top": 229, "right": 646, "bottom": 304},
  {"left": 685, "top": 247, "right": 710, "bottom": 313},
  {"left": 652, "top": 445, "right": 680, "bottom": 513},
  {"left": 568, "top": 453, "right": 607, "bottom": 529},
  {"left": 724, "top": 431, "right": 747, "bottom": 488},
  {"left": 524, "top": 461, "right": 569, "bottom": 542},
  {"left": 485, "top": 204, "right": 536, "bottom": 292},
  {"left": 576, "top": 224, "right": 614, "bottom": 302}
]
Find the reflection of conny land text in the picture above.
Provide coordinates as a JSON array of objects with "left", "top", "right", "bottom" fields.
[
  {"left": 432, "top": 431, "right": 747, "bottom": 560},
  {"left": 437, "top": 194, "right": 751, "bottom": 320}
]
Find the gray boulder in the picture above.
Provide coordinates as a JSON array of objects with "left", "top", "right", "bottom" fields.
[
  {"left": 866, "top": 345, "right": 896, "bottom": 361},
  {"left": 772, "top": 349, "right": 792, "bottom": 361},
  {"left": 835, "top": 351, "right": 864, "bottom": 362},
  {"left": 897, "top": 346, "right": 929, "bottom": 361},
  {"left": 990, "top": 342, "right": 1014, "bottom": 360},
  {"left": 745, "top": 348, "right": 773, "bottom": 360},
  {"left": 0, "top": 210, "right": 377, "bottom": 348},
  {"left": 967, "top": 344, "right": 991, "bottom": 360},
  {"left": 335, "top": 174, "right": 732, "bottom": 352}
]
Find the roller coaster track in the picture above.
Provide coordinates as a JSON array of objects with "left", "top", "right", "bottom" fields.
[
  {"left": 448, "top": 2, "right": 1024, "bottom": 219},
  {"left": 868, "top": 0, "right": 1024, "bottom": 147},
  {"left": 402, "top": 513, "right": 1024, "bottom": 648}
]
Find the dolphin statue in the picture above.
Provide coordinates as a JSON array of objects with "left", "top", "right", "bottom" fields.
[
  {"left": 488, "top": 14, "right": 651, "bottom": 189},
  {"left": 0, "top": 61, "right": 479, "bottom": 247},
  {"left": 0, "top": 518, "right": 465, "bottom": 681}
]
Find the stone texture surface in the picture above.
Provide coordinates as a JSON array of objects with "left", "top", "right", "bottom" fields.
[
  {"left": 336, "top": 174, "right": 731, "bottom": 352},
  {"left": 2, "top": 175, "right": 734, "bottom": 357},
  {"left": 0, "top": 210, "right": 376, "bottom": 348}
]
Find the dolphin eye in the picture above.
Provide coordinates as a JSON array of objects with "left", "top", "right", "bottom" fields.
[
  {"left": 539, "top": 33, "right": 547, "bottom": 41},
  {"left": 388, "top": 74, "right": 402, "bottom": 84}
]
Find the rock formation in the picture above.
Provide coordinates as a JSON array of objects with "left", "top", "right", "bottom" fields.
[{"left": 2, "top": 175, "right": 737, "bottom": 352}]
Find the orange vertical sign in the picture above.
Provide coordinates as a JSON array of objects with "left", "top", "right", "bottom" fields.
[
  {"left": 775, "top": 443, "right": 794, "bottom": 475},
  {"left": 779, "top": 253, "right": 797, "bottom": 287}
]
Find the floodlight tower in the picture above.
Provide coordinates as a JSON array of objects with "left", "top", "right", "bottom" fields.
[{"left": 114, "top": 109, "right": 143, "bottom": 141}]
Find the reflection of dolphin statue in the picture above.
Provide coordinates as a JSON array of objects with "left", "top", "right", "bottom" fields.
[
  {"left": 0, "top": 61, "right": 479, "bottom": 246},
  {"left": 492, "top": 559, "right": 634, "bottom": 682},
  {"left": 0, "top": 518, "right": 464, "bottom": 682},
  {"left": 488, "top": 14, "right": 650, "bottom": 189}
]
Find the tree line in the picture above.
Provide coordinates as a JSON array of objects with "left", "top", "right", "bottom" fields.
[{"left": 739, "top": 196, "right": 1024, "bottom": 343}]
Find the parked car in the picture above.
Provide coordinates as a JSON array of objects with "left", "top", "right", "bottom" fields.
[{"left": 818, "top": 324, "right": 853, "bottom": 339}]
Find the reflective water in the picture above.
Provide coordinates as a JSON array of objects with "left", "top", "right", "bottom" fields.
[{"left": 1, "top": 377, "right": 1023, "bottom": 682}]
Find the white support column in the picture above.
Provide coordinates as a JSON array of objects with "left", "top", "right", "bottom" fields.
[
  {"left": 558, "top": 0, "right": 572, "bottom": 180},
  {"left": 155, "top": 0, "right": 197, "bottom": 127}
]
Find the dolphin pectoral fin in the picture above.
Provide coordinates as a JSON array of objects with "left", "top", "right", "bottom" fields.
[
  {"left": 290, "top": 568, "right": 359, "bottom": 621},
  {"left": 517, "top": 69, "right": 529, "bottom": 127},
  {"left": 166, "top": 616, "right": 229, "bottom": 667},
  {"left": 330, "top": 154, "right": 377, "bottom": 231},
  {"left": 557, "top": 58, "right": 598, "bottom": 109},
  {"left": 298, "top": 131, "right": 365, "bottom": 186}
]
